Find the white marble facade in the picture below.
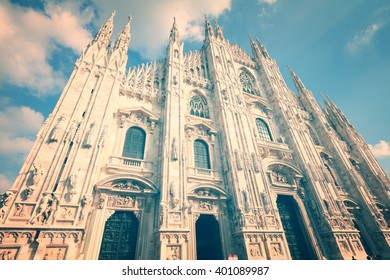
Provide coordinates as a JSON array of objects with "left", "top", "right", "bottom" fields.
[{"left": 1, "top": 13, "right": 389, "bottom": 260}]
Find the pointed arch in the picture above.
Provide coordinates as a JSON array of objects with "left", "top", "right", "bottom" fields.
[
  {"left": 189, "top": 93, "right": 209, "bottom": 119},
  {"left": 122, "top": 126, "right": 146, "bottom": 159},
  {"left": 239, "top": 68, "right": 256, "bottom": 95}
]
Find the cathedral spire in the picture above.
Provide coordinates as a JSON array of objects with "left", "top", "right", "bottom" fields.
[
  {"left": 169, "top": 17, "right": 180, "bottom": 43},
  {"left": 214, "top": 19, "right": 224, "bottom": 40},
  {"left": 94, "top": 11, "right": 116, "bottom": 49},
  {"left": 113, "top": 16, "right": 132, "bottom": 52},
  {"left": 249, "top": 35, "right": 262, "bottom": 59},
  {"left": 288, "top": 65, "right": 306, "bottom": 94},
  {"left": 204, "top": 15, "right": 214, "bottom": 38},
  {"left": 256, "top": 38, "right": 271, "bottom": 59}
]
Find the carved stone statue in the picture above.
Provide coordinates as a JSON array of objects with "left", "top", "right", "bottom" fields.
[
  {"left": 84, "top": 122, "right": 96, "bottom": 148},
  {"left": 67, "top": 169, "right": 81, "bottom": 200},
  {"left": 171, "top": 137, "right": 178, "bottom": 161},
  {"left": 30, "top": 193, "right": 59, "bottom": 224},
  {"left": 0, "top": 191, "right": 15, "bottom": 220},
  {"left": 78, "top": 195, "right": 92, "bottom": 224},
  {"left": 50, "top": 114, "right": 66, "bottom": 142}
]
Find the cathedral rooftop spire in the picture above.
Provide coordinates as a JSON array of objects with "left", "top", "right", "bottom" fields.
[
  {"left": 94, "top": 10, "right": 116, "bottom": 49},
  {"left": 288, "top": 65, "right": 306, "bottom": 93},
  {"left": 214, "top": 19, "right": 224, "bottom": 40},
  {"left": 204, "top": 15, "right": 214, "bottom": 38},
  {"left": 114, "top": 16, "right": 132, "bottom": 52},
  {"left": 169, "top": 17, "right": 180, "bottom": 43}
]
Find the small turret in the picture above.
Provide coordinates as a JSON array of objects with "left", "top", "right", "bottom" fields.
[
  {"left": 204, "top": 15, "right": 214, "bottom": 38},
  {"left": 93, "top": 11, "right": 116, "bottom": 49},
  {"left": 214, "top": 19, "right": 224, "bottom": 40},
  {"left": 113, "top": 16, "right": 132, "bottom": 53},
  {"left": 169, "top": 17, "right": 181, "bottom": 43}
]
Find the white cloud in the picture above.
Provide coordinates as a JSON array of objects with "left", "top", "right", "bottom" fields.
[
  {"left": 346, "top": 23, "right": 381, "bottom": 54},
  {"left": 258, "top": 0, "right": 278, "bottom": 5},
  {"left": 92, "top": 0, "right": 231, "bottom": 59},
  {"left": 0, "top": 106, "right": 44, "bottom": 156},
  {"left": 0, "top": 1, "right": 93, "bottom": 96},
  {"left": 369, "top": 140, "right": 390, "bottom": 158},
  {"left": 0, "top": 174, "right": 12, "bottom": 193}
]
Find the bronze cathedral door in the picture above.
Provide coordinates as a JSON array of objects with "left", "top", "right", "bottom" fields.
[{"left": 98, "top": 211, "right": 139, "bottom": 260}]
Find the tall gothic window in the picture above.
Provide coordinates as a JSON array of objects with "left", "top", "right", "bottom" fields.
[
  {"left": 122, "top": 127, "right": 146, "bottom": 159},
  {"left": 194, "top": 140, "right": 211, "bottom": 169},
  {"left": 239, "top": 71, "right": 255, "bottom": 95},
  {"left": 256, "top": 118, "right": 273, "bottom": 141},
  {"left": 190, "top": 94, "right": 209, "bottom": 119}
]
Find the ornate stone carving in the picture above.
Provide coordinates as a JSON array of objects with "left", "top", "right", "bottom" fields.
[
  {"left": 43, "top": 247, "right": 66, "bottom": 260},
  {"left": 112, "top": 180, "right": 143, "bottom": 191},
  {"left": 249, "top": 243, "right": 262, "bottom": 259},
  {"left": 166, "top": 245, "right": 181, "bottom": 260},
  {"left": 107, "top": 195, "right": 138, "bottom": 208},
  {"left": 270, "top": 243, "right": 283, "bottom": 257},
  {"left": 50, "top": 114, "right": 66, "bottom": 142},
  {"left": 30, "top": 193, "right": 59, "bottom": 225},
  {"left": 12, "top": 203, "right": 27, "bottom": 217},
  {"left": 0, "top": 191, "right": 15, "bottom": 220},
  {"left": 169, "top": 182, "right": 179, "bottom": 210},
  {"left": 84, "top": 122, "right": 96, "bottom": 148},
  {"left": 198, "top": 200, "right": 215, "bottom": 211},
  {"left": 0, "top": 249, "right": 17, "bottom": 260},
  {"left": 66, "top": 169, "right": 82, "bottom": 201},
  {"left": 171, "top": 137, "right": 178, "bottom": 161},
  {"left": 78, "top": 195, "right": 92, "bottom": 224},
  {"left": 235, "top": 149, "right": 243, "bottom": 170}
]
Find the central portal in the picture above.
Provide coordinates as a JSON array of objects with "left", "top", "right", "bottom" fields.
[
  {"left": 277, "top": 195, "right": 315, "bottom": 260},
  {"left": 195, "top": 214, "right": 223, "bottom": 260},
  {"left": 98, "top": 211, "right": 139, "bottom": 260}
]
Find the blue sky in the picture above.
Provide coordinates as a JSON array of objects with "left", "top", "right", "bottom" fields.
[{"left": 0, "top": 0, "right": 389, "bottom": 192}]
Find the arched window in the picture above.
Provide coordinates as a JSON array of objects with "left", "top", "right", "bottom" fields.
[
  {"left": 194, "top": 140, "right": 211, "bottom": 169},
  {"left": 122, "top": 127, "right": 146, "bottom": 159},
  {"left": 189, "top": 94, "right": 209, "bottom": 119},
  {"left": 239, "top": 71, "right": 255, "bottom": 95},
  {"left": 256, "top": 118, "right": 273, "bottom": 141}
]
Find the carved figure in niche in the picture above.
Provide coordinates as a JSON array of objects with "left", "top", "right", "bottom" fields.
[
  {"left": 159, "top": 202, "right": 168, "bottom": 226},
  {"left": 0, "top": 250, "right": 15, "bottom": 260},
  {"left": 67, "top": 169, "right": 81, "bottom": 201},
  {"left": 43, "top": 248, "right": 65, "bottom": 260},
  {"left": 199, "top": 200, "right": 214, "bottom": 211},
  {"left": 249, "top": 244, "right": 261, "bottom": 258},
  {"left": 13, "top": 203, "right": 26, "bottom": 217},
  {"left": 273, "top": 171, "right": 288, "bottom": 183},
  {"left": 169, "top": 182, "right": 179, "bottom": 210},
  {"left": 0, "top": 191, "right": 15, "bottom": 220},
  {"left": 26, "top": 163, "right": 45, "bottom": 199},
  {"left": 84, "top": 122, "right": 96, "bottom": 148},
  {"left": 261, "top": 193, "right": 271, "bottom": 214},
  {"left": 50, "top": 114, "right": 66, "bottom": 142},
  {"left": 166, "top": 246, "right": 181, "bottom": 260},
  {"left": 120, "top": 114, "right": 127, "bottom": 128},
  {"left": 77, "top": 195, "right": 92, "bottom": 224},
  {"left": 182, "top": 201, "right": 193, "bottom": 227},
  {"left": 30, "top": 193, "right": 59, "bottom": 224},
  {"left": 340, "top": 240, "right": 350, "bottom": 252},
  {"left": 242, "top": 189, "right": 251, "bottom": 211},
  {"left": 171, "top": 137, "right": 178, "bottom": 161},
  {"left": 271, "top": 243, "right": 282, "bottom": 256},
  {"left": 60, "top": 207, "right": 73, "bottom": 219},
  {"left": 297, "top": 186, "right": 305, "bottom": 200}
]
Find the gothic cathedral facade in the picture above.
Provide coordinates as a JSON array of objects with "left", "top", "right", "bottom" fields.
[{"left": 1, "top": 12, "right": 390, "bottom": 260}]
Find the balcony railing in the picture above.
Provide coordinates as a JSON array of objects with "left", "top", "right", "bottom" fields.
[
  {"left": 109, "top": 156, "right": 154, "bottom": 171},
  {"left": 187, "top": 167, "right": 221, "bottom": 181}
]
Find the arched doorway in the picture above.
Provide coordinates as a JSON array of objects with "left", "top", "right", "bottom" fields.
[
  {"left": 195, "top": 214, "right": 223, "bottom": 260},
  {"left": 98, "top": 211, "right": 139, "bottom": 260},
  {"left": 276, "top": 195, "right": 315, "bottom": 260}
]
